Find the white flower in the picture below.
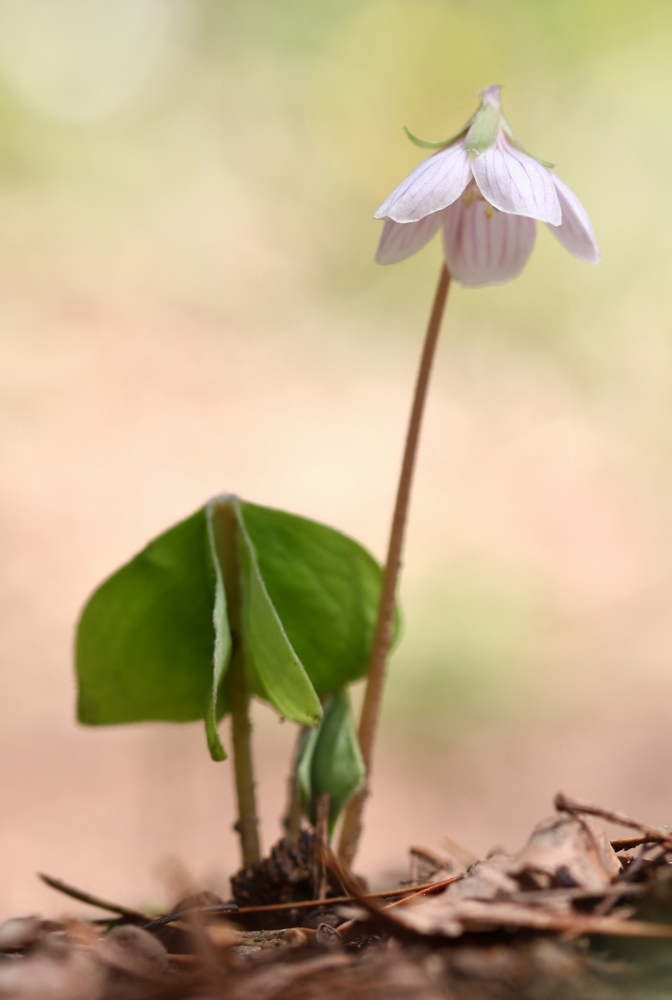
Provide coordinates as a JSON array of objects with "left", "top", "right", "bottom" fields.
[{"left": 375, "top": 85, "right": 600, "bottom": 287}]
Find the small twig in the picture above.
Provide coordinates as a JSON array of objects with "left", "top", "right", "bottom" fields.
[
  {"left": 611, "top": 836, "right": 657, "bottom": 852},
  {"left": 320, "top": 845, "right": 461, "bottom": 940},
  {"left": 232, "top": 883, "right": 439, "bottom": 913},
  {"left": 555, "top": 793, "right": 672, "bottom": 847},
  {"left": 143, "top": 881, "right": 443, "bottom": 931},
  {"left": 143, "top": 905, "right": 238, "bottom": 932},
  {"left": 380, "top": 875, "right": 463, "bottom": 913},
  {"left": 39, "top": 873, "right": 151, "bottom": 922}
]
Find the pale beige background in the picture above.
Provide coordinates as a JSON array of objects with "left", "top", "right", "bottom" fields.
[{"left": 2, "top": 0, "right": 672, "bottom": 918}]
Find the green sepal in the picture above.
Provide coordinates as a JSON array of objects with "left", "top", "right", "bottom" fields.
[
  {"left": 403, "top": 121, "right": 472, "bottom": 151},
  {"left": 297, "top": 690, "right": 365, "bottom": 836},
  {"left": 501, "top": 119, "right": 556, "bottom": 169},
  {"left": 403, "top": 92, "right": 555, "bottom": 170},
  {"left": 465, "top": 101, "right": 501, "bottom": 155}
]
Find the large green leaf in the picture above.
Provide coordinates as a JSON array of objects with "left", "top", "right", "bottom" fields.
[
  {"left": 77, "top": 508, "right": 216, "bottom": 725},
  {"left": 240, "top": 501, "right": 387, "bottom": 694},
  {"left": 297, "top": 690, "right": 365, "bottom": 835},
  {"left": 77, "top": 494, "right": 394, "bottom": 760}
]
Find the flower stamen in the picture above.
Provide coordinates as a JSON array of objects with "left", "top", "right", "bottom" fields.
[{"left": 459, "top": 181, "right": 486, "bottom": 209}]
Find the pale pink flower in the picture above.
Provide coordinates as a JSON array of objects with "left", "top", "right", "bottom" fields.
[{"left": 375, "top": 85, "right": 600, "bottom": 287}]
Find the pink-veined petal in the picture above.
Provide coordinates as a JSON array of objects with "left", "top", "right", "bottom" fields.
[
  {"left": 472, "top": 140, "right": 560, "bottom": 225},
  {"left": 375, "top": 213, "right": 443, "bottom": 265},
  {"left": 374, "top": 142, "right": 472, "bottom": 224},
  {"left": 546, "top": 174, "right": 600, "bottom": 264},
  {"left": 442, "top": 198, "right": 536, "bottom": 288}
]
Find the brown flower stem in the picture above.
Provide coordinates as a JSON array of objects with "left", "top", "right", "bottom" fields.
[
  {"left": 219, "top": 502, "right": 262, "bottom": 868},
  {"left": 337, "top": 264, "right": 451, "bottom": 867}
]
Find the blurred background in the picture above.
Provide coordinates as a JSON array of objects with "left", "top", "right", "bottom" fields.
[{"left": 2, "top": 0, "right": 672, "bottom": 917}]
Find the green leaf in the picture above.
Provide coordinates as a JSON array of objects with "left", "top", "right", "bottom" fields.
[
  {"left": 204, "top": 500, "right": 233, "bottom": 761},
  {"left": 77, "top": 508, "right": 216, "bottom": 726},
  {"left": 240, "top": 501, "right": 389, "bottom": 695},
  {"left": 297, "top": 690, "right": 365, "bottom": 835},
  {"left": 76, "top": 495, "right": 397, "bottom": 761},
  {"left": 232, "top": 499, "right": 322, "bottom": 728}
]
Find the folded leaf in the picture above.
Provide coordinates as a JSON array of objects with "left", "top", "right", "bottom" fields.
[
  {"left": 76, "top": 495, "right": 395, "bottom": 762},
  {"left": 204, "top": 500, "right": 233, "bottom": 761},
  {"left": 232, "top": 499, "right": 322, "bottom": 728},
  {"left": 240, "top": 501, "right": 388, "bottom": 694}
]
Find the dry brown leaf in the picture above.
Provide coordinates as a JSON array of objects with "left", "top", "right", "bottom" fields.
[
  {"left": 368, "top": 813, "right": 634, "bottom": 941},
  {"left": 506, "top": 813, "right": 620, "bottom": 891}
]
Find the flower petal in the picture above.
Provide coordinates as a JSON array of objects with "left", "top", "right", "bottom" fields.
[
  {"left": 375, "top": 213, "right": 443, "bottom": 265},
  {"left": 374, "top": 142, "right": 472, "bottom": 223},
  {"left": 472, "top": 141, "right": 560, "bottom": 225},
  {"left": 442, "top": 198, "right": 536, "bottom": 288},
  {"left": 546, "top": 174, "right": 600, "bottom": 264}
]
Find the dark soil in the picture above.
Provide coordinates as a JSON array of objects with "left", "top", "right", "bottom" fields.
[{"left": 229, "top": 830, "right": 345, "bottom": 930}]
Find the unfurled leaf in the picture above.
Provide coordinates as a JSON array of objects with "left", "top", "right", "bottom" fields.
[
  {"left": 297, "top": 690, "right": 365, "bottom": 835},
  {"left": 76, "top": 495, "right": 392, "bottom": 761},
  {"left": 77, "top": 509, "right": 216, "bottom": 726}
]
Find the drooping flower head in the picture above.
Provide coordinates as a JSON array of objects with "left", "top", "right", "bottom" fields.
[{"left": 375, "top": 85, "right": 600, "bottom": 287}]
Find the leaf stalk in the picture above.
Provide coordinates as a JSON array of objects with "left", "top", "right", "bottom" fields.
[{"left": 219, "top": 503, "right": 262, "bottom": 867}]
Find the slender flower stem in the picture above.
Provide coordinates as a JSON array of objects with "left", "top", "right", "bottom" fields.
[{"left": 337, "top": 264, "right": 451, "bottom": 867}]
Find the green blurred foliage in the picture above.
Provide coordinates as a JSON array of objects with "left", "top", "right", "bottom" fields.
[
  {"left": 0, "top": 0, "right": 666, "bottom": 343},
  {"left": 2, "top": 0, "right": 672, "bottom": 732}
]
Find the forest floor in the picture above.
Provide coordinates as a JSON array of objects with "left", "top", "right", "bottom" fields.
[{"left": 3, "top": 794, "right": 672, "bottom": 1000}]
